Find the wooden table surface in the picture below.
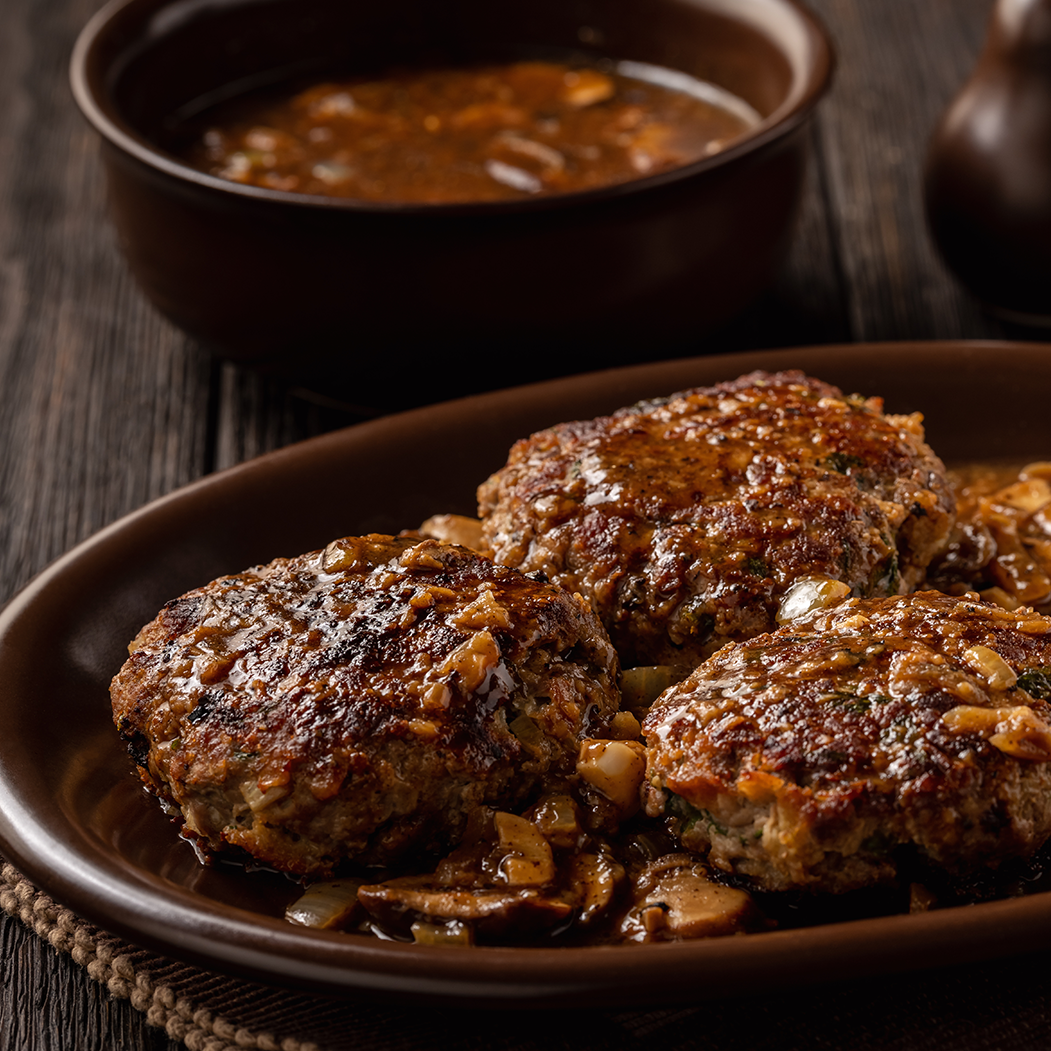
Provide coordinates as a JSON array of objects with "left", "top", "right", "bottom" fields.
[{"left": 2, "top": 0, "right": 1048, "bottom": 1048}]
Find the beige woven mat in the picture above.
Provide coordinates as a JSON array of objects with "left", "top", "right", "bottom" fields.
[{"left": 5, "top": 856, "right": 1051, "bottom": 1051}]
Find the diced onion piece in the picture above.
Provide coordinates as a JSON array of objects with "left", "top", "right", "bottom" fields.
[
  {"left": 509, "top": 713, "right": 546, "bottom": 756},
  {"left": 437, "top": 630, "right": 500, "bottom": 692},
  {"left": 1016, "top": 615, "right": 1051, "bottom": 635},
  {"left": 610, "top": 710, "right": 642, "bottom": 740},
  {"left": 241, "top": 781, "right": 289, "bottom": 812},
  {"left": 942, "top": 704, "right": 1001, "bottom": 735},
  {"left": 561, "top": 69, "right": 615, "bottom": 107},
  {"left": 285, "top": 879, "right": 363, "bottom": 930},
  {"left": 530, "top": 795, "right": 580, "bottom": 848},
  {"left": 452, "top": 588, "right": 513, "bottom": 631},
  {"left": 321, "top": 539, "right": 360, "bottom": 573},
  {"left": 407, "top": 718, "right": 440, "bottom": 740},
  {"left": 962, "top": 645, "right": 1018, "bottom": 690},
  {"left": 776, "top": 576, "right": 851, "bottom": 624},
  {"left": 993, "top": 478, "right": 1051, "bottom": 514},
  {"left": 410, "top": 920, "right": 473, "bottom": 946},
  {"left": 577, "top": 739, "right": 646, "bottom": 814},
  {"left": 943, "top": 704, "right": 1051, "bottom": 761},
  {"left": 989, "top": 707, "right": 1051, "bottom": 761}
]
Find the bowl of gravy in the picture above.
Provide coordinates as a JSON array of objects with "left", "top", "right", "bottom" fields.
[{"left": 71, "top": 0, "right": 833, "bottom": 396}]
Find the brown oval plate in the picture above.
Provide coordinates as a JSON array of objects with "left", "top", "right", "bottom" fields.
[{"left": 2, "top": 341, "right": 1051, "bottom": 1007}]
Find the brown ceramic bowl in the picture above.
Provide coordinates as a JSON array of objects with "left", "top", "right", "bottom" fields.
[
  {"left": 70, "top": 0, "right": 833, "bottom": 392},
  {"left": 2, "top": 341, "right": 1051, "bottom": 1009}
]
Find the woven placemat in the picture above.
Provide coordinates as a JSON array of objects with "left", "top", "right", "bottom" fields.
[{"left": 5, "top": 856, "right": 1051, "bottom": 1051}]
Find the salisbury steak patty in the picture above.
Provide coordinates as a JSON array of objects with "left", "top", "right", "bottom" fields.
[
  {"left": 111, "top": 534, "right": 620, "bottom": 877},
  {"left": 643, "top": 591, "right": 1051, "bottom": 893},
  {"left": 478, "top": 371, "right": 955, "bottom": 670}
]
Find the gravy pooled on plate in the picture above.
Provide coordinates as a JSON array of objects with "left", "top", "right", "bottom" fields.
[
  {"left": 182, "top": 59, "right": 759, "bottom": 203},
  {"left": 109, "top": 372, "right": 1051, "bottom": 948}
]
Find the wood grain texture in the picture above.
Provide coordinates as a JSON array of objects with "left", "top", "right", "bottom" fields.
[
  {"left": 1, "top": 920, "right": 175, "bottom": 1051},
  {"left": 1, "top": 0, "right": 1047, "bottom": 1048},
  {"left": 0, "top": 0, "right": 203, "bottom": 1046},
  {"left": 812, "top": 0, "right": 996, "bottom": 340},
  {"left": 0, "top": 0, "right": 212, "bottom": 601}
]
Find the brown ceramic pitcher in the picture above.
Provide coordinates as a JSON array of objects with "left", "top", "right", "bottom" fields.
[{"left": 924, "top": 0, "right": 1051, "bottom": 324}]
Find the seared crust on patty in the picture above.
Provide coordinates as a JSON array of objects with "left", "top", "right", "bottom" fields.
[
  {"left": 643, "top": 591, "right": 1051, "bottom": 893},
  {"left": 477, "top": 370, "right": 955, "bottom": 671},
  {"left": 111, "top": 534, "right": 620, "bottom": 877}
]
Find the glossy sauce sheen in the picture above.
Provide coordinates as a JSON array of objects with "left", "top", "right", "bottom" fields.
[
  {"left": 110, "top": 452, "right": 1051, "bottom": 942},
  {"left": 110, "top": 535, "right": 620, "bottom": 877},
  {"left": 644, "top": 591, "right": 1051, "bottom": 894},
  {"left": 182, "top": 59, "right": 758, "bottom": 202},
  {"left": 478, "top": 371, "right": 956, "bottom": 671},
  {"left": 928, "top": 460, "right": 1051, "bottom": 612}
]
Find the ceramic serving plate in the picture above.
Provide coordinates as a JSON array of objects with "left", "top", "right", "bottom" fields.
[{"left": 2, "top": 341, "right": 1051, "bottom": 1007}]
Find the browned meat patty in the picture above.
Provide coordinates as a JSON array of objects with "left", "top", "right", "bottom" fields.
[
  {"left": 643, "top": 591, "right": 1051, "bottom": 893},
  {"left": 478, "top": 370, "right": 955, "bottom": 672},
  {"left": 111, "top": 534, "right": 621, "bottom": 878}
]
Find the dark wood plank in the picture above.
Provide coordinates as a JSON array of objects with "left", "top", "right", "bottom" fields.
[
  {"left": 1, "top": 915, "right": 177, "bottom": 1051},
  {"left": 804, "top": 0, "right": 1011, "bottom": 341},
  {"left": 0, "top": 0, "right": 209, "bottom": 1045},
  {"left": 0, "top": 1, "right": 214, "bottom": 605}
]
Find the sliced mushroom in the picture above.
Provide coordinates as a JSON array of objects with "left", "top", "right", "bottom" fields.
[
  {"left": 357, "top": 877, "right": 573, "bottom": 940},
  {"left": 619, "top": 855, "right": 759, "bottom": 942},
  {"left": 492, "top": 811, "right": 556, "bottom": 886},
  {"left": 558, "top": 851, "right": 625, "bottom": 924}
]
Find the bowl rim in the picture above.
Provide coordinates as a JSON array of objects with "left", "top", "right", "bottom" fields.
[{"left": 68, "top": 0, "right": 835, "bottom": 216}]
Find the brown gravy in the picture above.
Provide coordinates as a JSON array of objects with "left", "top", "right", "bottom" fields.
[
  {"left": 929, "top": 460, "right": 1051, "bottom": 612},
  {"left": 181, "top": 59, "right": 759, "bottom": 203},
  {"left": 276, "top": 458, "right": 1051, "bottom": 948}
]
